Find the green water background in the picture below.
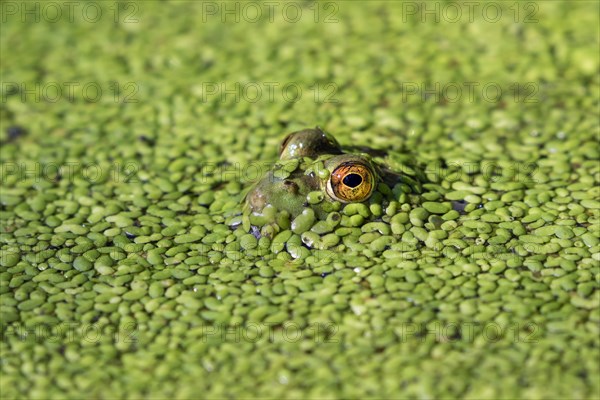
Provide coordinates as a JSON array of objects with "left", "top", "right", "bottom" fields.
[{"left": 1, "top": 1, "right": 599, "bottom": 398}]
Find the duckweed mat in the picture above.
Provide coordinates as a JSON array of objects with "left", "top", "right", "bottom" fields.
[{"left": 1, "top": 1, "right": 599, "bottom": 399}]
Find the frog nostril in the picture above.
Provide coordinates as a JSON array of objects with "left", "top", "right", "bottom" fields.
[{"left": 283, "top": 180, "right": 299, "bottom": 194}]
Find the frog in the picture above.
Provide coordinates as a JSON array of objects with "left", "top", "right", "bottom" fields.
[{"left": 242, "top": 127, "right": 422, "bottom": 238}]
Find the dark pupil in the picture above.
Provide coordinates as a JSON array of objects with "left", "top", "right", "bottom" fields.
[{"left": 343, "top": 173, "right": 363, "bottom": 188}]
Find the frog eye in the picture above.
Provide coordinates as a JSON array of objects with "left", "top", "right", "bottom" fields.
[
  {"left": 326, "top": 162, "right": 375, "bottom": 203},
  {"left": 279, "top": 128, "right": 342, "bottom": 160}
]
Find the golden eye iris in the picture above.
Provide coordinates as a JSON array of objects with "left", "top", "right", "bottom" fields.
[{"left": 327, "top": 162, "right": 375, "bottom": 203}]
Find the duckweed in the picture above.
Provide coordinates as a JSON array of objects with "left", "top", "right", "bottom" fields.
[{"left": 1, "top": 2, "right": 599, "bottom": 399}]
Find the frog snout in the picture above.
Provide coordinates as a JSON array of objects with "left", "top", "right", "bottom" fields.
[{"left": 246, "top": 187, "right": 266, "bottom": 211}]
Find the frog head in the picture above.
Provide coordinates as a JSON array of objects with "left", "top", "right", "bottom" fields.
[{"left": 245, "top": 128, "right": 383, "bottom": 220}]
